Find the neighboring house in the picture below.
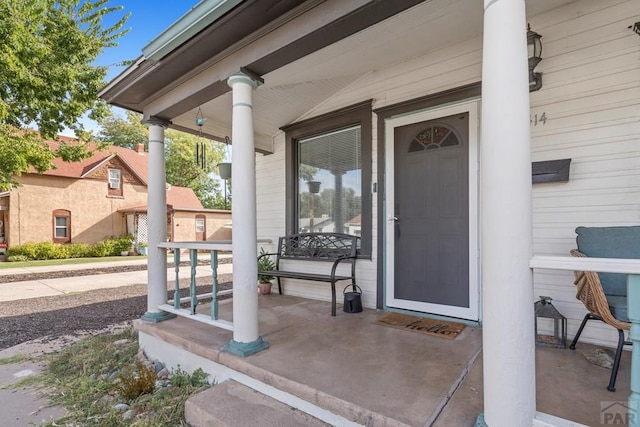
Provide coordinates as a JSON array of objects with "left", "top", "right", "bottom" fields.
[
  {"left": 0, "top": 139, "right": 231, "bottom": 250},
  {"left": 344, "top": 214, "right": 361, "bottom": 237},
  {"left": 99, "top": 1, "right": 640, "bottom": 425},
  {"left": 298, "top": 214, "right": 334, "bottom": 233}
]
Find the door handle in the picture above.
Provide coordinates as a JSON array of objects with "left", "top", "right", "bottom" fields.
[{"left": 387, "top": 216, "right": 399, "bottom": 222}]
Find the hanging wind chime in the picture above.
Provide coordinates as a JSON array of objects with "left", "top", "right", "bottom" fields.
[
  {"left": 218, "top": 136, "right": 232, "bottom": 210},
  {"left": 195, "top": 107, "right": 207, "bottom": 169}
]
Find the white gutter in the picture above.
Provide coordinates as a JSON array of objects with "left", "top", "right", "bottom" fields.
[
  {"left": 142, "top": 0, "right": 244, "bottom": 61},
  {"left": 97, "top": 56, "right": 146, "bottom": 98}
]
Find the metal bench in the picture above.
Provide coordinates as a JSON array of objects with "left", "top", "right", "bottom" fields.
[{"left": 258, "top": 233, "right": 359, "bottom": 316}]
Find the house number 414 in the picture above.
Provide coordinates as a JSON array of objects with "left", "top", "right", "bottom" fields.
[{"left": 531, "top": 112, "right": 547, "bottom": 126}]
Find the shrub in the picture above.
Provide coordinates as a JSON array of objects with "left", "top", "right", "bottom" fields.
[
  {"left": 115, "top": 359, "right": 157, "bottom": 401},
  {"left": 5, "top": 233, "right": 136, "bottom": 261},
  {"left": 66, "top": 243, "right": 93, "bottom": 258},
  {"left": 171, "top": 366, "right": 209, "bottom": 388},
  {"left": 114, "top": 233, "right": 134, "bottom": 254}
]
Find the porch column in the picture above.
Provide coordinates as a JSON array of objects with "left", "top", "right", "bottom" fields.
[
  {"left": 223, "top": 71, "right": 268, "bottom": 357},
  {"left": 141, "top": 118, "right": 173, "bottom": 322},
  {"left": 477, "top": 1, "right": 535, "bottom": 426}
]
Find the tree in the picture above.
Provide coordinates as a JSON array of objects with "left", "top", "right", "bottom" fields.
[
  {"left": 164, "top": 129, "right": 228, "bottom": 209},
  {"left": 97, "top": 110, "right": 147, "bottom": 150},
  {"left": 98, "top": 110, "right": 230, "bottom": 209},
  {"left": 0, "top": 0, "right": 129, "bottom": 190}
]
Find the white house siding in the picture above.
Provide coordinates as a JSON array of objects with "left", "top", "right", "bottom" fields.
[
  {"left": 255, "top": 0, "right": 639, "bottom": 345},
  {"left": 528, "top": 0, "right": 640, "bottom": 347}
]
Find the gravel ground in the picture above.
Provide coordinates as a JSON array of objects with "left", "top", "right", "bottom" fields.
[{"left": 0, "top": 268, "right": 232, "bottom": 351}]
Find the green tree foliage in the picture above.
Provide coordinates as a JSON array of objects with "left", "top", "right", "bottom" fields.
[
  {"left": 98, "top": 110, "right": 230, "bottom": 209},
  {"left": 0, "top": 0, "right": 130, "bottom": 190},
  {"left": 164, "top": 129, "right": 228, "bottom": 209},
  {"left": 97, "top": 110, "right": 147, "bottom": 150}
]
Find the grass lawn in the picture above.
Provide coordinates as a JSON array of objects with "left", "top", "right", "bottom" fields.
[
  {"left": 5, "top": 329, "right": 211, "bottom": 426},
  {"left": 0, "top": 255, "right": 147, "bottom": 270}
]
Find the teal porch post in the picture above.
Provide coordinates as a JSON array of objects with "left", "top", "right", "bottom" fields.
[{"left": 628, "top": 274, "right": 640, "bottom": 427}]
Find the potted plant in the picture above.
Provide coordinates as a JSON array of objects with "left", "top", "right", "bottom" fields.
[
  {"left": 117, "top": 233, "right": 134, "bottom": 256},
  {"left": 138, "top": 242, "right": 148, "bottom": 256},
  {"left": 257, "top": 248, "right": 276, "bottom": 295}
]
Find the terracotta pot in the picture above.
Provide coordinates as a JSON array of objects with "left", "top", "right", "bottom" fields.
[{"left": 258, "top": 282, "right": 272, "bottom": 295}]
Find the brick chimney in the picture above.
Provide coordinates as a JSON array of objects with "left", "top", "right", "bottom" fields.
[{"left": 136, "top": 143, "right": 145, "bottom": 154}]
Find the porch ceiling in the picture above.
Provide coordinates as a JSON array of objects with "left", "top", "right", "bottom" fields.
[{"left": 101, "top": 0, "right": 573, "bottom": 152}]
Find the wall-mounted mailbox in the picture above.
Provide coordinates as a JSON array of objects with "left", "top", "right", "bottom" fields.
[{"left": 532, "top": 159, "right": 571, "bottom": 184}]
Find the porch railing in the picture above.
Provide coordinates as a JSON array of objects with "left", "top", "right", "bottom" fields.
[
  {"left": 530, "top": 256, "right": 640, "bottom": 427},
  {"left": 157, "top": 241, "right": 235, "bottom": 331}
]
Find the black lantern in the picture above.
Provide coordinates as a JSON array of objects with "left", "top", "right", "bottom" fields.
[
  {"left": 534, "top": 296, "right": 567, "bottom": 348},
  {"left": 527, "top": 24, "right": 543, "bottom": 92}
]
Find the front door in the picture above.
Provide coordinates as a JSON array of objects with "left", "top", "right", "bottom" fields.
[{"left": 385, "top": 101, "right": 479, "bottom": 320}]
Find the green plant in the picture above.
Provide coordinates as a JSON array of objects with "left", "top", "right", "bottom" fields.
[
  {"left": 139, "top": 241, "right": 148, "bottom": 248},
  {"left": 171, "top": 366, "right": 209, "bottom": 388},
  {"left": 17, "top": 329, "right": 212, "bottom": 426},
  {"left": 114, "top": 233, "right": 134, "bottom": 254},
  {"left": 115, "top": 359, "right": 157, "bottom": 401},
  {"left": 5, "top": 234, "right": 137, "bottom": 261},
  {"left": 257, "top": 247, "right": 275, "bottom": 283},
  {"left": 7, "top": 254, "right": 29, "bottom": 262}
]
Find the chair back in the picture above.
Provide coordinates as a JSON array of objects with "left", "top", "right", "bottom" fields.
[{"left": 575, "top": 226, "right": 640, "bottom": 297}]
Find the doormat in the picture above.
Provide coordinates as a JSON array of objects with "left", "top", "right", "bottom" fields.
[{"left": 373, "top": 312, "right": 466, "bottom": 340}]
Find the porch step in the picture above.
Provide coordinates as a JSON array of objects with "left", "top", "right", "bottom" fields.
[{"left": 185, "top": 379, "right": 330, "bottom": 427}]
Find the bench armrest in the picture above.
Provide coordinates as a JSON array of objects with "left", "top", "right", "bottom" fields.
[
  {"left": 330, "top": 256, "right": 357, "bottom": 282},
  {"left": 257, "top": 252, "right": 278, "bottom": 260}
]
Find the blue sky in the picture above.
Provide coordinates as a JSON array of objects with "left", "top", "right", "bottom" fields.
[
  {"left": 99, "top": 1, "right": 200, "bottom": 82},
  {"left": 70, "top": 1, "right": 199, "bottom": 135}
]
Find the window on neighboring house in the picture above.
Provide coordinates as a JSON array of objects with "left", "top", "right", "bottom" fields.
[
  {"left": 283, "top": 101, "right": 372, "bottom": 257},
  {"left": 108, "top": 168, "right": 122, "bottom": 196},
  {"left": 52, "top": 209, "right": 71, "bottom": 243},
  {"left": 195, "top": 215, "right": 206, "bottom": 241},
  {"left": 195, "top": 218, "right": 205, "bottom": 233}
]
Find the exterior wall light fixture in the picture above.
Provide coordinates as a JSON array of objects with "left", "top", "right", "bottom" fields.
[{"left": 527, "top": 24, "right": 543, "bottom": 92}]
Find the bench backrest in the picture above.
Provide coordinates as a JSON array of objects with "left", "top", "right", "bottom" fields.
[
  {"left": 277, "top": 233, "right": 358, "bottom": 261},
  {"left": 576, "top": 226, "right": 640, "bottom": 297}
]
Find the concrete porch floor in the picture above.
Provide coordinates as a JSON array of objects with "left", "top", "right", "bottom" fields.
[{"left": 135, "top": 294, "right": 631, "bottom": 427}]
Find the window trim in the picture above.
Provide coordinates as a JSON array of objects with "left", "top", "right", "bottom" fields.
[
  {"left": 195, "top": 216, "right": 206, "bottom": 233},
  {"left": 108, "top": 168, "right": 121, "bottom": 189},
  {"left": 107, "top": 167, "right": 123, "bottom": 197},
  {"left": 282, "top": 100, "right": 372, "bottom": 257},
  {"left": 52, "top": 209, "right": 71, "bottom": 243}
]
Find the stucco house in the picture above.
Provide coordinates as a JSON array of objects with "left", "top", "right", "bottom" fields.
[
  {"left": 0, "top": 139, "right": 231, "bottom": 252},
  {"left": 98, "top": 0, "right": 640, "bottom": 426}
]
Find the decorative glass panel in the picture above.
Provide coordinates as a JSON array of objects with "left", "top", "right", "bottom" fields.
[
  {"left": 297, "top": 126, "right": 362, "bottom": 235},
  {"left": 409, "top": 124, "right": 460, "bottom": 152},
  {"left": 195, "top": 218, "right": 205, "bottom": 233}
]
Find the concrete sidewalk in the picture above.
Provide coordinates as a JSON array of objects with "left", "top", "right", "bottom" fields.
[{"left": 0, "top": 255, "right": 232, "bottom": 302}]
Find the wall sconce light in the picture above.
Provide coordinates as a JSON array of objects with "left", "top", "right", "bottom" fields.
[{"left": 527, "top": 24, "right": 543, "bottom": 92}]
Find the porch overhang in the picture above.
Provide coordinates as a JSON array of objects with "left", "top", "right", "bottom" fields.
[{"left": 98, "top": 0, "right": 429, "bottom": 152}]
